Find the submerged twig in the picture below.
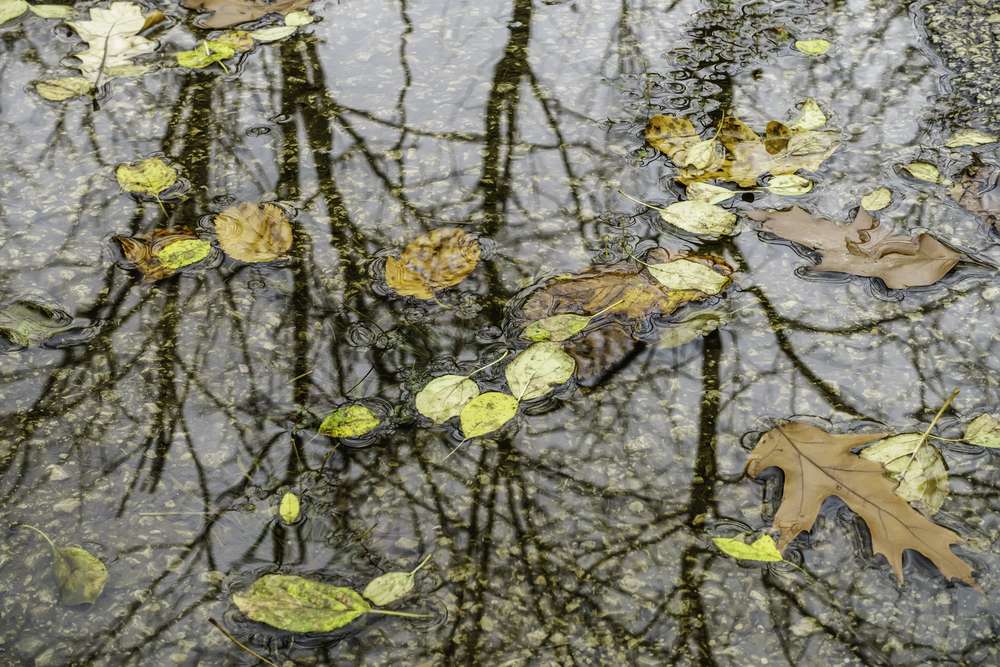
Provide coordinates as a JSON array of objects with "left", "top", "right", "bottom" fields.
[{"left": 208, "top": 618, "right": 279, "bottom": 667}]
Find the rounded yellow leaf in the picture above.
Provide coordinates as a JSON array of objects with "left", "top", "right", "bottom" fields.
[
  {"left": 901, "top": 161, "right": 942, "bottom": 184},
  {"left": 505, "top": 342, "right": 576, "bottom": 401},
  {"left": 646, "top": 259, "right": 730, "bottom": 295},
  {"left": 214, "top": 202, "right": 293, "bottom": 263},
  {"left": 767, "top": 174, "right": 813, "bottom": 196},
  {"left": 459, "top": 392, "right": 518, "bottom": 439},
  {"left": 251, "top": 25, "right": 297, "bottom": 42},
  {"left": 115, "top": 157, "right": 178, "bottom": 197},
  {"left": 415, "top": 374, "right": 480, "bottom": 424},
  {"left": 521, "top": 313, "right": 591, "bottom": 342},
  {"left": 860, "top": 186, "right": 892, "bottom": 211},
  {"left": 0, "top": 0, "right": 28, "bottom": 25},
  {"left": 154, "top": 239, "right": 212, "bottom": 270},
  {"left": 284, "top": 10, "right": 314, "bottom": 26},
  {"left": 279, "top": 491, "right": 300, "bottom": 524},
  {"left": 794, "top": 38, "right": 831, "bottom": 56},
  {"left": 319, "top": 404, "right": 380, "bottom": 439}
]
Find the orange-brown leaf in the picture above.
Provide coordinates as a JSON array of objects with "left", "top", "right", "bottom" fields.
[
  {"left": 747, "top": 422, "right": 975, "bottom": 586},
  {"left": 385, "top": 227, "right": 480, "bottom": 300},
  {"left": 113, "top": 229, "right": 205, "bottom": 282},
  {"left": 214, "top": 202, "right": 293, "bottom": 263},
  {"left": 181, "top": 0, "right": 311, "bottom": 28}
]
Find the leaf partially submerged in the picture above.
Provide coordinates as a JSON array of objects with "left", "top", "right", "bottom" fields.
[
  {"left": 35, "top": 77, "right": 92, "bottom": 101},
  {"left": 67, "top": 2, "right": 156, "bottom": 83},
  {"left": 233, "top": 574, "right": 370, "bottom": 633},
  {"left": 176, "top": 32, "right": 253, "bottom": 69},
  {"left": 505, "top": 342, "right": 575, "bottom": 401},
  {"left": 385, "top": 227, "right": 480, "bottom": 299},
  {"left": 749, "top": 205, "right": 962, "bottom": 289},
  {"left": 860, "top": 434, "right": 949, "bottom": 515},
  {"left": 319, "top": 404, "right": 379, "bottom": 439},
  {"left": 713, "top": 534, "right": 783, "bottom": 562},
  {"left": 362, "top": 554, "right": 432, "bottom": 606},
  {"left": 181, "top": 0, "right": 312, "bottom": 28},
  {"left": 646, "top": 258, "right": 731, "bottom": 295},
  {"left": 415, "top": 375, "right": 479, "bottom": 424},
  {"left": 945, "top": 129, "right": 997, "bottom": 148},
  {"left": 965, "top": 415, "right": 1000, "bottom": 448},
  {"left": 20, "top": 525, "right": 107, "bottom": 605},
  {"left": 0, "top": 301, "right": 75, "bottom": 348},
  {"left": 747, "top": 422, "right": 975, "bottom": 586},
  {"left": 114, "top": 229, "right": 210, "bottom": 282},
  {"left": 459, "top": 392, "right": 518, "bottom": 438},
  {"left": 901, "top": 161, "right": 944, "bottom": 184},
  {"left": 214, "top": 202, "right": 293, "bottom": 263},
  {"left": 116, "top": 157, "right": 178, "bottom": 198}
]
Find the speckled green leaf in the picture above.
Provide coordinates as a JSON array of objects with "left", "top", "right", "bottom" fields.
[
  {"left": 965, "top": 415, "right": 1000, "bottom": 448},
  {"left": 505, "top": 342, "right": 575, "bottom": 401},
  {"left": 459, "top": 392, "right": 518, "bottom": 438},
  {"left": 154, "top": 239, "right": 211, "bottom": 270},
  {"left": 713, "top": 534, "right": 783, "bottom": 562},
  {"left": 522, "top": 313, "right": 591, "bottom": 342},
  {"left": 319, "top": 404, "right": 380, "bottom": 438},
  {"left": 415, "top": 374, "right": 479, "bottom": 424},
  {"left": 279, "top": 492, "right": 300, "bottom": 524},
  {"left": 54, "top": 546, "right": 108, "bottom": 605},
  {"left": 115, "top": 157, "right": 177, "bottom": 197},
  {"left": 232, "top": 574, "right": 370, "bottom": 633}
]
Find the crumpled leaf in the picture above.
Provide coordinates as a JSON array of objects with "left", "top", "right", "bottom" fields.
[
  {"left": 35, "top": 77, "right": 92, "bottom": 101},
  {"left": 794, "top": 38, "right": 831, "bottom": 55},
  {"left": 861, "top": 187, "right": 892, "bottom": 211},
  {"left": 655, "top": 200, "right": 737, "bottom": 237},
  {"left": 964, "top": 414, "right": 1000, "bottom": 448},
  {"left": 176, "top": 32, "right": 253, "bottom": 68},
  {"left": 686, "top": 182, "right": 739, "bottom": 204},
  {"left": 250, "top": 25, "right": 297, "bottom": 42},
  {"left": 21, "top": 525, "right": 107, "bottom": 605},
  {"left": 945, "top": 129, "right": 998, "bottom": 148},
  {"left": 747, "top": 422, "right": 975, "bottom": 586},
  {"left": 646, "top": 258, "right": 730, "bottom": 295},
  {"left": 385, "top": 227, "right": 480, "bottom": 299},
  {"left": 713, "top": 534, "right": 783, "bottom": 562},
  {"left": 767, "top": 174, "right": 813, "bottom": 196},
  {"left": 415, "top": 375, "right": 479, "bottom": 424},
  {"left": 115, "top": 157, "right": 177, "bottom": 198},
  {"left": 362, "top": 554, "right": 432, "bottom": 606},
  {"left": 0, "top": 0, "right": 27, "bottom": 25},
  {"left": 749, "top": 205, "right": 962, "bottom": 289},
  {"left": 67, "top": 2, "right": 156, "bottom": 83},
  {"left": 860, "top": 433, "right": 949, "bottom": 514},
  {"left": 214, "top": 201, "right": 293, "bottom": 263},
  {"left": 459, "top": 392, "right": 518, "bottom": 438},
  {"left": 901, "top": 161, "right": 944, "bottom": 184},
  {"left": 0, "top": 301, "right": 75, "bottom": 348},
  {"left": 788, "top": 99, "right": 827, "bottom": 131},
  {"left": 232, "top": 574, "right": 370, "bottom": 633},
  {"left": 29, "top": 4, "right": 74, "bottom": 19},
  {"left": 114, "top": 229, "right": 209, "bottom": 282},
  {"left": 279, "top": 491, "right": 300, "bottom": 524},
  {"left": 505, "top": 342, "right": 575, "bottom": 401},
  {"left": 181, "top": 0, "right": 312, "bottom": 28},
  {"left": 949, "top": 159, "right": 998, "bottom": 231},
  {"left": 318, "top": 404, "right": 379, "bottom": 439}
]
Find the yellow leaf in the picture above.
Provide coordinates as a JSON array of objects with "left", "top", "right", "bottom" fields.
[
  {"left": 712, "top": 534, "right": 784, "bottom": 562},
  {"left": 385, "top": 227, "right": 480, "bottom": 300},
  {"left": 646, "top": 258, "right": 730, "bottom": 295},
  {"left": 789, "top": 98, "right": 827, "bottom": 131},
  {"left": 459, "top": 392, "right": 518, "bottom": 438},
  {"left": 35, "top": 77, "right": 92, "bottom": 101},
  {"left": 944, "top": 129, "right": 997, "bottom": 148},
  {"left": 214, "top": 202, "right": 293, "bottom": 263},
  {"left": 657, "top": 201, "right": 737, "bottom": 237},
  {"left": 861, "top": 186, "right": 892, "bottom": 211},
  {"left": 319, "top": 404, "right": 380, "bottom": 439},
  {"left": 279, "top": 492, "right": 300, "bottom": 524},
  {"left": 685, "top": 182, "right": 739, "bottom": 204},
  {"left": 901, "top": 162, "right": 942, "bottom": 184},
  {"left": 767, "top": 174, "right": 813, "bottom": 196},
  {"left": 794, "top": 38, "right": 831, "bottom": 56}
]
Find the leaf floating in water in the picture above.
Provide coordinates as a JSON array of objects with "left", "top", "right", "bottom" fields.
[
  {"left": 788, "top": 98, "right": 827, "bottom": 131},
  {"left": 67, "top": 2, "right": 156, "bottom": 83},
  {"left": 155, "top": 239, "right": 212, "bottom": 270},
  {"left": 250, "top": 25, "right": 297, "bottom": 42},
  {"left": 29, "top": 4, "right": 74, "bottom": 19},
  {"left": 685, "top": 182, "right": 739, "bottom": 204},
  {"left": 860, "top": 186, "right": 892, "bottom": 211},
  {"left": 645, "top": 258, "right": 731, "bottom": 295},
  {"left": 0, "top": 0, "right": 27, "bottom": 25},
  {"left": 766, "top": 174, "right": 813, "bottom": 196},
  {"left": 279, "top": 492, "right": 300, "bottom": 524},
  {"left": 794, "top": 38, "right": 831, "bottom": 55},
  {"left": 749, "top": 205, "right": 962, "bottom": 289},
  {"left": 644, "top": 114, "right": 700, "bottom": 158},
  {"left": 0, "top": 300, "right": 76, "bottom": 349},
  {"left": 712, "top": 534, "right": 784, "bottom": 562},
  {"left": 114, "top": 229, "right": 209, "bottom": 282},
  {"left": 181, "top": 0, "right": 313, "bottom": 29},
  {"left": 459, "top": 392, "right": 518, "bottom": 438},
  {"left": 35, "top": 77, "right": 92, "bottom": 101},
  {"left": 362, "top": 554, "right": 432, "bottom": 606},
  {"left": 522, "top": 313, "right": 591, "bottom": 342},
  {"left": 233, "top": 574, "right": 370, "bottom": 633},
  {"left": 965, "top": 415, "right": 1000, "bottom": 448},
  {"left": 283, "top": 10, "right": 313, "bottom": 26},
  {"left": 860, "top": 433, "right": 949, "bottom": 515},
  {"left": 901, "top": 161, "right": 944, "bottom": 184},
  {"left": 214, "top": 201, "right": 293, "bottom": 263},
  {"left": 319, "top": 404, "right": 380, "bottom": 439},
  {"left": 176, "top": 32, "right": 253, "bottom": 69},
  {"left": 944, "top": 129, "right": 998, "bottom": 148},
  {"left": 384, "top": 227, "right": 480, "bottom": 300},
  {"left": 116, "top": 157, "right": 178, "bottom": 199},
  {"left": 657, "top": 310, "right": 727, "bottom": 349},
  {"left": 949, "top": 160, "right": 999, "bottom": 231},
  {"left": 620, "top": 193, "right": 736, "bottom": 237},
  {"left": 415, "top": 375, "right": 480, "bottom": 424},
  {"left": 505, "top": 342, "right": 576, "bottom": 401},
  {"left": 20, "top": 525, "right": 108, "bottom": 605}
]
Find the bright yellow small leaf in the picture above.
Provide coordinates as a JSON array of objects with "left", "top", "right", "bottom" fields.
[
  {"left": 712, "top": 534, "right": 784, "bottom": 562},
  {"left": 794, "top": 38, "right": 831, "bottom": 56}
]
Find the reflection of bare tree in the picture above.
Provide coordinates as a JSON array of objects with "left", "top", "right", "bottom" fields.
[{"left": 0, "top": 0, "right": 998, "bottom": 666}]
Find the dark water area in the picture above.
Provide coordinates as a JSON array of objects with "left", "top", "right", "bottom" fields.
[{"left": 0, "top": 0, "right": 998, "bottom": 665}]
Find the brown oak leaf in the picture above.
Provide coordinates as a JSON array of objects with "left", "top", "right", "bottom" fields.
[
  {"left": 747, "top": 422, "right": 975, "bottom": 586},
  {"left": 949, "top": 159, "right": 999, "bottom": 231},
  {"left": 384, "top": 227, "right": 481, "bottom": 300},
  {"left": 748, "top": 205, "right": 962, "bottom": 289},
  {"left": 181, "top": 0, "right": 312, "bottom": 28}
]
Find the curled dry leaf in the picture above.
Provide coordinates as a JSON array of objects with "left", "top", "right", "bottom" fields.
[
  {"left": 949, "top": 159, "right": 998, "bottom": 231},
  {"left": 318, "top": 404, "right": 380, "bottom": 439},
  {"left": 459, "top": 391, "right": 518, "bottom": 439},
  {"left": 181, "top": 0, "right": 312, "bottom": 28},
  {"left": 114, "top": 229, "right": 211, "bottom": 282},
  {"left": 713, "top": 534, "right": 783, "bottom": 562},
  {"left": 859, "top": 434, "right": 949, "bottom": 515},
  {"left": 385, "top": 227, "right": 480, "bottom": 300},
  {"left": 214, "top": 202, "right": 293, "bottom": 263},
  {"left": 747, "top": 422, "right": 975, "bottom": 586},
  {"left": 749, "top": 205, "right": 962, "bottom": 289}
]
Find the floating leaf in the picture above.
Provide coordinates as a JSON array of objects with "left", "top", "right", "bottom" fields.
[
  {"left": 686, "top": 182, "right": 739, "bottom": 204},
  {"left": 115, "top": 157, "right": 178, "bottom": 198},
  {"left": 0, "top": 0, "right": 27, "bottom": 25},
  {"left": 35, "top": 77, "right": 92, "bottom": 101},
  {"left": 233, "top": 574, "right": 371, "bottom": 633},
  {"left": 362, "top": 554, "right": 432, "bottom": 606},
  {"left": 749, "top": 205, "right": 962, "bottom": 289},
  {"left": 944, "top": 129, "right": 998, "bottom": 148},
  {"left": 965, "top": 415, "right": 1000, "bottom": 448},
  {"left": 764, "top": 121, "right": 791, "bottom": 155},
  {"left": 177, "top": 40, "right": 235, "bottom": 69},
  {"left": 155, "top": 239, "right": 212, "bottom": 270},
  {"left": 181, "top": 0, "right": 312, "bottom": 28},
  {"left": 114, "top": 229, "right": 208, "bottom": 282},
  {"left": 522, "top": 313, "right": 591, "bottom": 342},
  {"left": 654, "top": 200, "right": 737, "bottom": 237},
  {"left": 794, "top": 38, "right": 831, "bottom": 55},
  {"left": 459, "top": 392, "right": 518, "bottom": 438},
  {"left": 415, "top": 375, "right": 479, "bottom": 424},
  {"left": 767, "top": 174, "right": 813, "bottom": 196},
  {"left": 284, "top": 9, "right": 313, "bottom": 26},
  {"left": 0, "top": 301, "right": 74, "bottom": 348},
  {"left": 861, "top": 186, "right": 892, "bottom": 211},
  {"left": 646, "top": 258, "right": 731, "bottom": 295},
  {"left": 747, "top": 422, "right": 975, "bottom": 586},
  {"left": 279, "top": 492, "right": 300, "bottom": 524},
  {"left": 901, "top": 161, "right": 943, "bottom": 184},
  {"left": 385, "top": 227, "right": 480, "bottom": 300},
  {"left": 860, "top": 433, "right": 949, "bottom": 514},
  {"left": 20, "top": 525, "right": 107, "bottom": 605},
  {"left": 713, "top": 534, "right": 783, "bottom": 562},
  {"left": 657, "top": 310, "right": 727, "bottom": 349},
  {"left": 250, "top": 25, "right": 297, "bottom": 42},
  {"left": 644, "top": 114, "right": 700, "bottom": 158},
  {"left": 949, "top": 159, "right": 998, "bottom": 231},
  {"left": 505, "top": 342, "right": 576, "bottom": 401},
  {"left": 679, "top": 138, "right": 721, "bottom": 170},
  {"left": 318, "top": 404, "right": 379, "bottom": 439},
  {"left": 788, "top": 98, "right": 827, "bottom": 131},
  {"left": 29, "top": 3, "right": 73, "bottom": 19},
  {"left": 214, "top": 201, "right": 293, "bottom": 263},
  {"left": 67, "top": 2, "right": 156, "bottom": 83}
]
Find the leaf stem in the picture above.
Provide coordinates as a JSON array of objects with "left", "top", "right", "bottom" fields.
[
  {"left": 409, "top": 553, "right": 434, "bottom": 576},
  {"left": 617, "top": 190, "right": 667, "bottom": 213},
  {"left": 17, "top": 523, "right": 57, "bottom": 552},
  {"left": 208, "top": 618, "right": 279, "bottom": 667},
  {"left": 155, "top": 194, "right": 166, "bottom": 215},
  {"left": 466, "top": 350, "right": 509, "bottom": 378},
  {"left": 440, "top": 438, "right": 468, "bottom": 463},
  {"left": 900, "top": 389, "right": 959, "bottom": 478},
  {"left": 366, "top": 609, "right": 433, "bottom": 620},
  {"left": 590, "top": 297, "right": 626, "bottom": 319}
]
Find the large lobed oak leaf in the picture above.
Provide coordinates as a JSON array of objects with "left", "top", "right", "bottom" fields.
[
  {"left": 182, "top": 0, "right": 311, "bottom": 28},
  {"left": 747, "top": 422, "right": 975, "bottom": 586}
]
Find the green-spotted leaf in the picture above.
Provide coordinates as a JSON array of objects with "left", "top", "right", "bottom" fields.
[
  {"left": 944, "top": 129, "right": 997, "bottom": 148},
  {"left": 28, "top": 3, "right": 73, "bottom": 18},
  {"left": 284, "top": 10, "right": 313, "bottom": 26},
  {"left": 115, "top": 157, "right": 177, "bottom": 198},
  {"left": 901, "top": 161, "right": 943, "bottom": 184},
  {"left": 505, "top": 342, "right": 575, "bottom": 401},
  {"left": 767, "top": 174, "right": 813, "bottom": 196},
  {"left": 154, "top": 239, "right": 211, "bottom": 270},
  {"left": 789, "top": 98, "right": 827, "bottom": 131},
  {"left": 459, "top": 392, "right": 519, "bottom": 438},
  {"left": 859, "top": 433, "right": 949, "bottom": 514},
  {"left": 20, "top": 525, "right": 107, "bottom": 605},
  {"left": 521, "top": 313, "right": 591, "bottom": 342},
  {"left": 794, "top": 38, "right": 831, "bottom": 55},
  {"left": 0, "top": 0, "right": 27, "bottom": 25},
  {"left": 646, "top": 258, "right": 730, "bottom": 295},
  {"left": 656, "top": 200, "right": 737, "bottom": 237},
  {"left": 233, "top": 574, "right": 371, "bottom": 633},
  {"left": 415, "top": 375, "right": 479, "bottom": 424},
  {"left": 279, "top": 492, "right": 300, "bottom": 524},
  {"left": 965, "top": 415, "right": 1000, "bottom": 448},
  {"left": 713, "top": 534, "right": 783, "bottom": 562},
  {"left": 362, "top": 554, "right": 432, "bottom": 606},
  {"left": 319, "top": 404, "right": 380, "bottom": 438},
  {"left": 685, "top": 182, "right": 739, "bottom": 204},
  {"left": 251, "top": 25, "right": 297, "bottom": 42},
  {"left": 861, "top": 186, "right": 892, "bottom": 211},
  {"left": 35, "top": 77, "right": 92, "bottom": 101}
]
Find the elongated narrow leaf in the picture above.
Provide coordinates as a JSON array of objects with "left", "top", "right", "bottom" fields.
[
  {"left": 233, "top": 574, "right": 371, "bottom": 633},
  {"left": 35, "top": 77, "right": 92, "bottom": 101},
  {"left": 505, "top": 342, "right": 575, "bottom": 401},
  {"left": 415, "top": 375, "right": 479, "bottom": 424},
  {"left": 713, "top": 534, "right": 784, "bottom": 562}
]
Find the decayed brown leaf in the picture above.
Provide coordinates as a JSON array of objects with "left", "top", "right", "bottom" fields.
[
  {"left": 214, "top": 202, "right": 293, "bottom": 263},
  {"left": 645, "top": 104, "right": 840, "bottom": 187},
  {"left": 949, "top": 159, "right": 999, "bottom": 231},
  {"left": 181, "top": 0, "right": 311, "bottom": 28},
  {"left": 114, "top": 229, "right": 206, "bottom": 282},
  {"left": 385, "top": 227, "right": 480, "bottom": 300},
  {"left": 748, "top": 206, "right": 962, "bottom": 289},
  {"left": 747, "top": 422, "right": 975, "bottom": 586}
]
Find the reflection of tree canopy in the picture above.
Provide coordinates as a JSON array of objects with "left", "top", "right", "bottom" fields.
[{"left": 0, "top": 0, "right": 997, "bottom": 665}]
